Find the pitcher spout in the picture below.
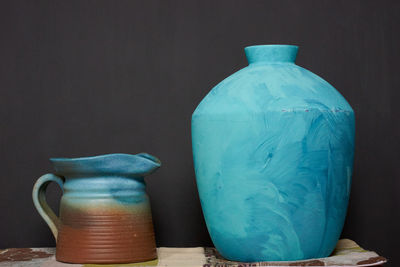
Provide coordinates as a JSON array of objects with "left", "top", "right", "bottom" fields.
[{"left": 133, "top": 153, "right": 161, "bottom": 176}]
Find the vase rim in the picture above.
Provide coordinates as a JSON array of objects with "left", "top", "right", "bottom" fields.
[
  {"left": 245, "top": 44, "right": 299, "bottom": 49},
  {"left": 244, "top": 44, "right": 299, "bottom": 64}
]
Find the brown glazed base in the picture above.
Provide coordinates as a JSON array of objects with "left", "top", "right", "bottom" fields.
[{"left": 55, "top": 202, "right": 157, "bottom": 264}]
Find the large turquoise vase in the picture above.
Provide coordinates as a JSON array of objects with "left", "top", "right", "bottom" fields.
[{"left": 191, "top": 45, "right": 355, "bottom": 262}]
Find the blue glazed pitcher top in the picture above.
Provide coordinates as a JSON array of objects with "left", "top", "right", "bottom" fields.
[
  {"left": 50, "top": 153, "right": 161, "bottom": 178},
  {"left": 49, "top": 153, "right": 161, "bottom": 203}
]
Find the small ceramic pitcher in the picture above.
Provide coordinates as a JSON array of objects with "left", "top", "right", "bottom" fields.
[{"left": 32, "top": 153, "right": 161, "bottom": 264}]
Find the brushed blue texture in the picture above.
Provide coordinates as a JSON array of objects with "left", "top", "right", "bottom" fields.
[{"left": 191, "top": 45, "right": 355, "bottom": 262}]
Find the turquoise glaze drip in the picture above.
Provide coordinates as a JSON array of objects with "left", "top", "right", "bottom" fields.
[{"left": 191, "top": 45, "right": 355, "bottom": 262}]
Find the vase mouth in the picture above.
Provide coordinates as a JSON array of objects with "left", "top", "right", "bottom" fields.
[
  {"left": 244, "top": 44, "right": 298, "bottom": 64},
  {"left": 50, "top": 153, "right": 161, "bottom": 178}
]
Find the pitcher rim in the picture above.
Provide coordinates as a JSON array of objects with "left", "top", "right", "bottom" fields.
[
  {"left": 49, "top": 153, "right": 161, "bottom": 177},
  {"left": 50, "top": 153, "right": 160, "bottom": 164}
]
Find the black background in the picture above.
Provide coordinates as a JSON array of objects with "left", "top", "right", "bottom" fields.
[{"left": 0, "top": 1, "right": 399, "bottom": 266}]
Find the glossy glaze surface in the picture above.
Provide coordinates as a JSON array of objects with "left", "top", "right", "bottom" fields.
[{"left": 192, "top": 45, "right": 355, "bottom": 261}]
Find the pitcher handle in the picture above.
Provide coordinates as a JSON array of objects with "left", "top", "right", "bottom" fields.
[{"left": 32, "top": 174, "right": 64, "bottom": 241}]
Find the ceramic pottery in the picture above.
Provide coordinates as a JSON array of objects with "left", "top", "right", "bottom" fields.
[
  {"left": 191, "top": 45, "right": 355, "bottom": 262},
  {"left": 32, "top": 153, "right": 161, "bottom": 264}
]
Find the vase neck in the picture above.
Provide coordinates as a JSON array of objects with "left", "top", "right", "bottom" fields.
[{"left": 245, "top": 45, "right": 298, "bottom": 65}]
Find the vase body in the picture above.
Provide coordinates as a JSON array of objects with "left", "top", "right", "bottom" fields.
[
  {"left": 33, "top": 153, "right": 161, "bottom": 264},
  {"left": 191, "top": 45, "right": 355, "bottom": 262}
]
